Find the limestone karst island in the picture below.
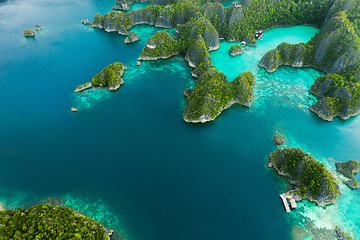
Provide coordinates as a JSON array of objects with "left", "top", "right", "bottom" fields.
[{"left": 1, "top": 0, "right": 360, "bottom": 239}]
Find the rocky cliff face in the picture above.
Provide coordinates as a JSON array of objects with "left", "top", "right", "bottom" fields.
[
  {"left": 138, "top": 30, "right": 179, "bottom": 60},
  {"left": 229, "top": 44, "right": 244, "bottom": 56},
  {"left": 258, "top": 42, "right": 312, "bottom": 72},
  {"left": 200, "top": 2, "right": 226, "bottom": 27},
  {"left": 176, "top": 17, "right": 219, "bottom": 52},
  {"left": 155, "top": 6, "right": 173, "bottom": 28},
  {"left": 259, "top": 11, "right": 360, "bottom": 79},
  {"left": 314, "top": 12, "right": 360, "bottom": 79},
  {"left": 309, "top": 74, "right": 360, "bottom": 121},
  {"left": 228, "top": 7, "right": 244, "bottom": 28},
  {"left": 335, "top": 160, "right": 360, "bottom": 189},
  {"left": 185, "top": 35, "right": 208, "bottom": 68},
  {"left": 124, "top": 31, "right": 140, "bottom": 43},
  {"left": 92, "top": 13, "right": 104, "bottom": 28}
]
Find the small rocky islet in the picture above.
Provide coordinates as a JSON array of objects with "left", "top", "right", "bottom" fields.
[
  {"left": 23, "top": 29, "right": 35, "bottom": 37},
  {"left": 274, "top": 134, "right": 285, "bottom": 145},
  {"left": 75, "top": 62, "right": 127, "bottom": 93},
  {"left": 229, "top": 44, "right": 244, "bottom": 56},
  {"left": 335, "top": 160, "right": 360, "bottom": 189}
]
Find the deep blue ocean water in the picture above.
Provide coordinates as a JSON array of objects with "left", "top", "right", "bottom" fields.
[{"left": 1, "top": 1, "right": 360, "bottom": 239}]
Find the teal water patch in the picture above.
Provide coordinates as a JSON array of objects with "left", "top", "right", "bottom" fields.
[
  {"left": 210, "top": 25, "right": 320, "bottom": 81},
  {"left": 72, "top": 87, "right": 113, "bottom": 110},
  {"left": 3, "top": 1, "right": 360, "bottom": 239},
  {"left": 63, "top": 194, "right": 131, "bottom": 240},
  {"left": 253, "top": 67, "right": 323, "bottom": 114},
  {"left": 125, "top": 2, "right": 151, "bottom": 12},
  {"left": 218, "top": 1, "right": 236, "bottom": 7}
]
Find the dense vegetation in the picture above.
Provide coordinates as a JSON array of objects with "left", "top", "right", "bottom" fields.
[
  {"left": 90, "top": 0, "right": 360, "bottom": 122},
  {"left": 23, "top": 29, "right": 35, "bottom": 37},
  {"left": 269, "top": 148, "right": 341, "bottom": 206},
  {"left": 92, "top": 62, "right": 127, "bottom": 90},
  {"left": 309, "top": 74, "right": 360, "bottom": 121},
  {"left": 138, "top": 30, "right": 179, "bottom": 60},
  {"left": 229, "top": 44, "right": 244, "bottom": 56},
  {"left": 183, "top": 70, "right": 255, "bottom": 122},
  {"left": 75, "top": 62, "right": 127, "bottom": 92},
  {"left": 124, "top": 31, "right": 140, "bottom": 43},
  {"left": 257, "top": 0, "right": 360, "bottom": 121},
  {"left": 0, "top": 204, "right": 111, "bottom": 240}
]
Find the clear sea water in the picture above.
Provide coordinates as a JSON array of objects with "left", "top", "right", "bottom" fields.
[{"left": 1, "top": 0, "right": 359, "bottom": 239}]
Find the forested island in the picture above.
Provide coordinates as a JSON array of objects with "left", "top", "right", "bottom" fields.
[
  {"left": 269, "top": 148, "right": 341, "bottom": 206},
  {"left": 88, "top": 0, "right": 360, "bottom": 123},
  {"left": 0, "top": 204, "right": 112, "bottom": 239}
]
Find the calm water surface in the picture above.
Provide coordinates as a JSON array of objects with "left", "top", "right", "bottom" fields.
[{"left": 0, "top": 1, "right": 359, "bottom": 239}]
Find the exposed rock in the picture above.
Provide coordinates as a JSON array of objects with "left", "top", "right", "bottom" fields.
[
  {"left": 124, "top": 31, "right": 140, "bottom": 43},
  {"left": 192, "top": 54, "right": 213, "bottom": 78},
  {"left": 229, "top": 44, "right": 244, "bottom": 56},
  {"left": 92, "top": 13, "right": 104, "bottom": 28},
  {"left": 228, "top": 7, "right": 244, "bottom": 28},
  {"left": 176, "top": 17, "right": 219, "bottom": 51},
  {"left": 185, "top": 35, "right": 208, "bottom": 68},
  {"left": 309, "top": 74, "right": 360, "bottom": 121},
  {"left": 269, "top": 148, "right": 341, "bottom": 206},
  {"left": 136, "top": 61, "right": 141, "bottom": 66},
  {"left": 155, "top": 6, "right": 173, "bottom": 28},
  {"left": 336, "top": 226, "right": 354, "bottom": 240},
  {"left": 259, "top": 11, "right": 360, "bottom": 81},
  {"left": 258, "top": 49, "right": 281, "bottom": 73},
  {"left": 309, "top": 97, "right": 337, "bottom": 121},
  {"left": 274, "top": 135, "right": 285, "bottom": 145},
  {"left": 336, "top": 160, "right": 360, "bottom": 189},
  {"left": 200, "top": 2, "right": 226, "bottom": 27},
  {"left": 202, "top": 21, "right": 220, "bottom": 51},
  {"left": 259, "top": 42, "right": 312, "bottom": 73},
  {"left": 75, "top": 82, "right": 92, "bottom": 93},
  {"left": 138, "top": 30, "right": 179, "bottom": 60},
  {"left": 184, "top": 88, "right": 191, "bottom": 98}
]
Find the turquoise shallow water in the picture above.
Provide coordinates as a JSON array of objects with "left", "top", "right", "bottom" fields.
[{"left": 1, "top": 0, "right": 360, "bottom": 239}]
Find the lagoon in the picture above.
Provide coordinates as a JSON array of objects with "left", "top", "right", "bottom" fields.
[{"left": 0, "top": 0, "right": 359, "bottom": 239}]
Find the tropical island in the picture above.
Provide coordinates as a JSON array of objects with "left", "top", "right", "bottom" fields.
[
  {"left": 87, "top": 0, "right": 360, "bottom": 123},
  {"left": 0, "top": 204, "right": 112, "bottom": 239},
  {"left": 336, "top": 160, "right": 360, "bottom": 189},
  {"left": 229, "top": 44, "right": 244, "bottom": 56},
  {"left": 269, "top": 148, "right": 341, "bottom": 206},
  {"left": 75, "top": 62, "right": 127, "bottom": 92},
  {"left": 23, "top": 29, "right": 35, "bottom": 37}
]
